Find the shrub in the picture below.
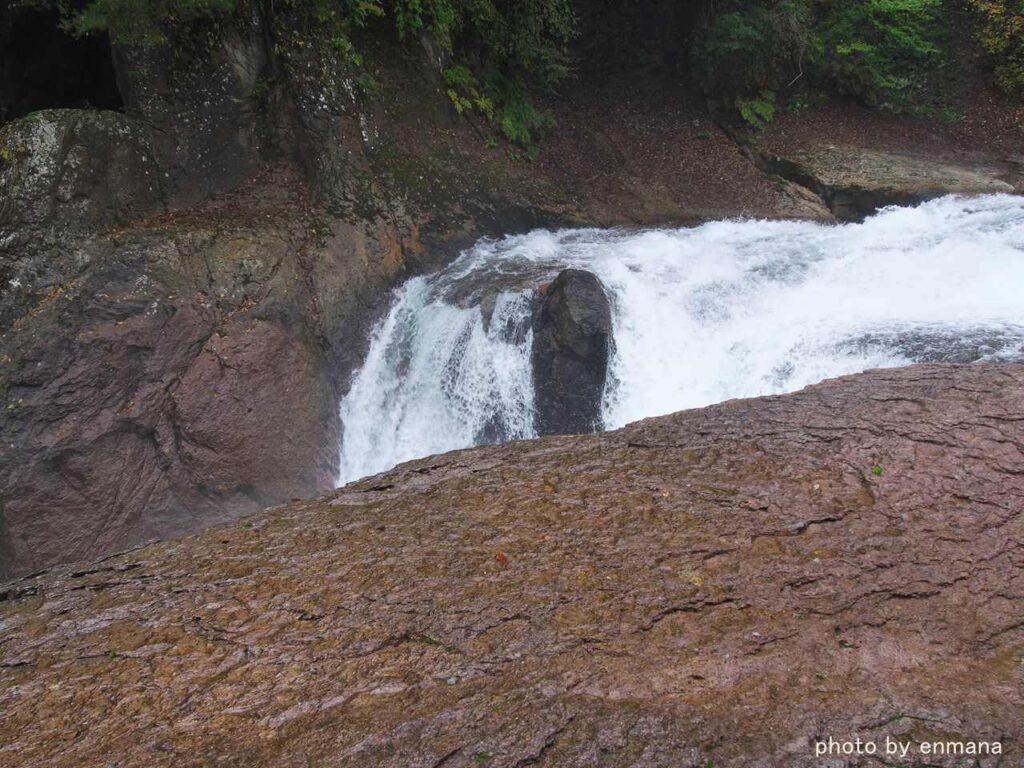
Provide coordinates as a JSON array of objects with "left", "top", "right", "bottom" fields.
[
  {"left": 65, "top": 0, "right": 236, "bottom": 45},
  {"left": 813, "top": 0, "right": 944, "bottom": 109},
  {"left": 693, "top": 2, "right": 810, "bottom": 105},
  {"left": 736, "top": 90, "right": 778, "bottom": 128},
  {"left": 443, "top": 64, "right": 494, "bottom": 117},
  {"left": 969, "top": 0, "right": 1024, "bottom": 93},
  {"left": 693, "top": 0, "right": 950, "bottom": 122}
]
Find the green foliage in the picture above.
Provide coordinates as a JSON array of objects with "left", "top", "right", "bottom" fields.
[
  {"left": 65, "top": 0, "right": 235, "bottom": 45},
  {"left": 54, "top": 0, "right": 1013, "bottom": 142},
  {"left": 495, "top": 88, "right": 548, "bottom": 146},
  {"left": 443, "top": 64, "right": 493, "bottom": 118},
  {"left": 814, "top": 0, "right": 944, "bottom": 108},
  {"left": 694, "top": 3, "right": 809, "bottom": 102},
  {"left": 736, "top": 90, "right": 777, "bottom": 128},
  {"left": 969, "top": 0, "right": 1024, "bottom": 93},
  {"left": 442, "top": 64, "right": 550, "bottom": 147},
  {"left": 693, "top": 0, "right": 950, "bottom": 122}
]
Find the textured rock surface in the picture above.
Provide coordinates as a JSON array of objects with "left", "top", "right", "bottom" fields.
[
  {"left": 532, "top": 269, "right": 612, "bottom": 435},
  {"left": 0, "top": 109, "right": 165, "bottom": 328},
  {"left": 0, "top": 171, "right": 339, "bottom": 577},
  {"left": 1, "top": 363, "right": 1021, "bottom": 767},
  {"left": 764, "top": 147, "right": 1016, "bottom": 221},
  {"left": 110, "top": 22, "right": 269, "bottom": 206}
]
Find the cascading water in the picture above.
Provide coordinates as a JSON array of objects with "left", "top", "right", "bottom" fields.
[{"left": 338, "top": 194, "right": 1024, "bottom": 485}]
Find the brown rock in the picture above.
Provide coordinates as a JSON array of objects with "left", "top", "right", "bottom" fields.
[
  {"left": 1, "top": 363, "right": 1021, "bottom": 767},
  {"left": 171, "top": 318, "right": 333, "bottom": 501}
]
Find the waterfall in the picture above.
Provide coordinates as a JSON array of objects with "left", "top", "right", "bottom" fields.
[{"left": 338, "top": 194, "right": 1024, "bottom": 485}]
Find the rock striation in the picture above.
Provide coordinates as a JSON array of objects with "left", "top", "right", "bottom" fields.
[{"left": 1, "top": 363, "right": 1021, "bottom": 767}]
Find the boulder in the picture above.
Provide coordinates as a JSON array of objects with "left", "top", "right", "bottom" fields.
[
  {"left": 1, "top": 363, "right": 1022, "bottom": 766},
  {"left": 0, "top": 109, "right": 163, "bottom": 235},
  {"left": 531, "top": 268, "right": 612, "bottom": 435}
]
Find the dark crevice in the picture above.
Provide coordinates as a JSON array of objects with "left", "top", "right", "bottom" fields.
[{"left": 0, "top": 4, "right": 123, "bottom": 125}]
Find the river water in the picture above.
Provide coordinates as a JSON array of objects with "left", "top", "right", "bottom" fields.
[{"left": 337, "top": 194, "right": 1024, "bottom": 485}]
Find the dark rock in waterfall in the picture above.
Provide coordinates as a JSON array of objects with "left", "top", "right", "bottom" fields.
[{"left": 531, "top": 268, "right": 612, "bottom": 435}]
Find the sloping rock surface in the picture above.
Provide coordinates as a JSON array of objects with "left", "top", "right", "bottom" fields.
[
  {"left": 765, "top": 147, "right": 1015, "bottom": 221},
  {"left": 2, "top": 363, "right": 1022, "bottom": 767}
]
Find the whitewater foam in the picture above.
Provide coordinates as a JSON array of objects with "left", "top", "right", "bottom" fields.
[{"left": 337, "top": 194, "right": 1024, "bottom": 485}]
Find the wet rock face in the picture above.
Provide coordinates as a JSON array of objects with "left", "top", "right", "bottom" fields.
[
  {"left": 531, "top": 268, "right": 612, "bottom": 435},
  {"left": 0, "top": 199, "right": 340, "bottom": 578},
  {"left": 0, "top": 110, "right": 164, "bottom": 233},
  {"left": 1, "top": 364, "right": 1022, "bottom": 767},
  {"left": 0, "top": 109, "right": 165, "bottom": 329},
  {"left": 110, "top": 21, "right": 269, "bottom": 207}
]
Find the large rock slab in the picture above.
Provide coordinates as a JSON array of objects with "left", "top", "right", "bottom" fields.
[
  {"left": 766, "top": 147, "right": 1015, "bottom": 220},
  {"left": 0, "top": 169, "right": 347, "bottom": 578},
  {"left": 1, "top": 363, "right": 1021, "bottom": 767}
]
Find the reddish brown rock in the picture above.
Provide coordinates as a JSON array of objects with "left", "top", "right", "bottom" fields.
[
  {"left": 1, "top": 363, "right": 1021, "bottom": 767},
  {"left": 170, "top": 318, "right": 335, "bottom": 501},
  {"left": 0, "top": 171, "right": 345, "bottom": 578}
]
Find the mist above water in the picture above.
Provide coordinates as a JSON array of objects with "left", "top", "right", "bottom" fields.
[{"left": 338, "top": 194, "right": 1024, "bottom": 485}]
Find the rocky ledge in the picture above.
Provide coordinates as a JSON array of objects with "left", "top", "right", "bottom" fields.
[
  {"left": 1, "top": 363, "right": 1022, "bottom": 767},
  {"left": 764, "top": 147, "right": 1016, "bottom": 221}
]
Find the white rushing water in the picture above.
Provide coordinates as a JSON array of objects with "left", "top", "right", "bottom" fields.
[{"left": 338, "top": 194, "right": 1024, "bottom": 485}]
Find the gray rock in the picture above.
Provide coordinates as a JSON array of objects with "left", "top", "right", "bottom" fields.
[
  {"left": 110, "top": 19, "right": 268, "bottom": 206},
  {"left": 532, "top": 268, "right": 612, "bottom": 435},
  {"left": 765, "top": 147, "right": 1015, "bottom": 221},
  {"left": 0, "top": 109, "right": 165, "bottom": 329}
]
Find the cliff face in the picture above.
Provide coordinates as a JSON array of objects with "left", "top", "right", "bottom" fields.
[{"left": 1, "top": 364, "right": 1022, "bottom": 767}]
